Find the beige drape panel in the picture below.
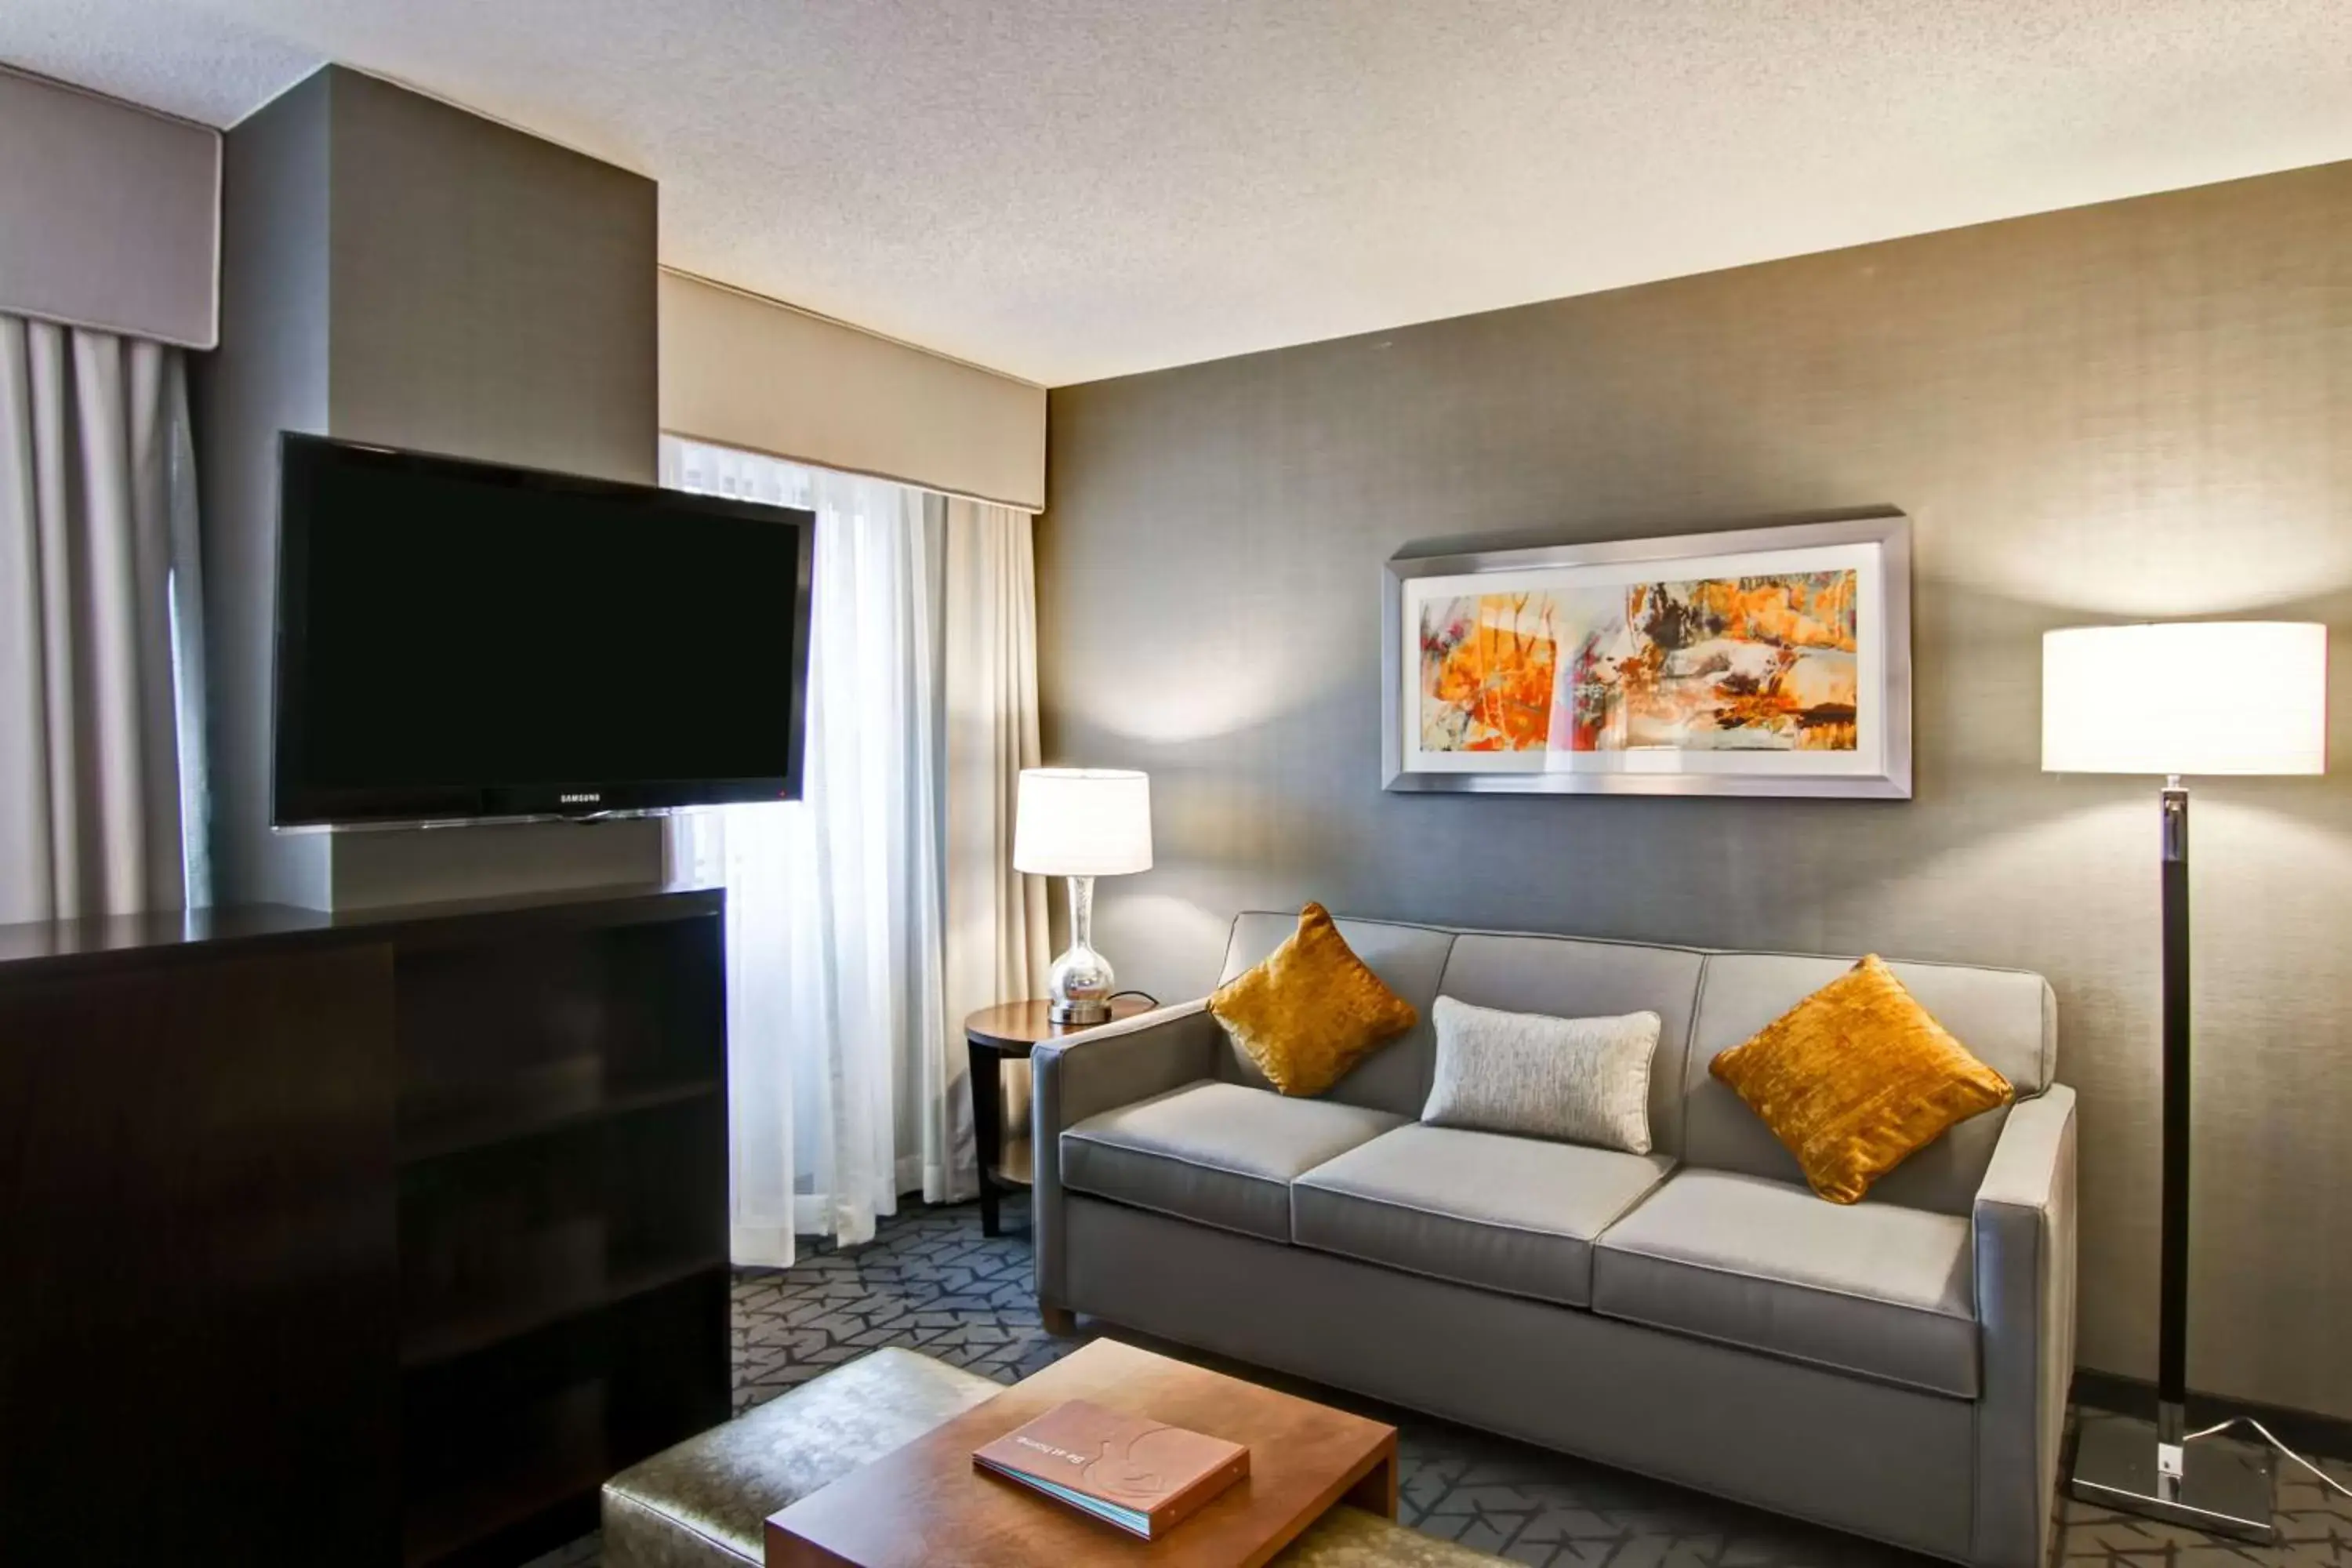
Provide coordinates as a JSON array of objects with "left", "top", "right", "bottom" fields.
[
  {"left": 0, "top": 314, "right": 202, "bottom": 922},
  {"left": 940, "top": 495, "right": 1052, "bottom": 1142}
]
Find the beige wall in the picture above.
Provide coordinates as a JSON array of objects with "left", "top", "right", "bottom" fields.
[
  {"left": 1040, "top": 160, "right": 2352, "bottom": 1417},
  {"left": 659, "top": 270, "right": 1045, "bottom": 510},
  {"left": 0, "top": 67, "right": 219, "bottom": 348}
]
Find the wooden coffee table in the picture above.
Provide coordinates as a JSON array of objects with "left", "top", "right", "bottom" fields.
[{"left": 764, "top": 1339, "right": 1399, "bottom": 1567}]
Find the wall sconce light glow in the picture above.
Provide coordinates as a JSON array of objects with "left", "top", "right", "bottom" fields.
[{"left": 2042, "top": 622, "right": 2328, "bottom": 777}]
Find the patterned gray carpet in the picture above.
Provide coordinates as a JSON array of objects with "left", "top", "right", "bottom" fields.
[{"left": 537, "top": 1198, "right": 2352, "bottom": 1567}]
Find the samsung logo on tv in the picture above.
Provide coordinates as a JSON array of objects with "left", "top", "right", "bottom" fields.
[{"left": 559, "top": 793, "right": 602, "bottom": 804}]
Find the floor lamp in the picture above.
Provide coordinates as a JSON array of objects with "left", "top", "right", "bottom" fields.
[{"left": 2043, "top": 620, "right": 2328, "bottom": 1541}]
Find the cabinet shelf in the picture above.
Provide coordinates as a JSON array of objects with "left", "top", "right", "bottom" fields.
[
  {"left": 398, "top": 1076, "right": 722, "bottom": 1165},
  {"left": 403, "top": 1441, "right": 608, "bottom": 1567},
  {"left": 388, "top": 901, "right": 729, "bottom": 1563},
  {"left": 401, "top": 1253, "right": 728, "bottom": 1372},
  {"left": 0, "top": 883, "right": 728, "bottom": 1565}
]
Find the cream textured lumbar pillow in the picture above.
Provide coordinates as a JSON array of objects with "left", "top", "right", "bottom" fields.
[{"left": 1421, "top": 996, "right": 1661, "bottom": 1154}]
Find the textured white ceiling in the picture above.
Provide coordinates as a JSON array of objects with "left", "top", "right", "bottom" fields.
[{"left": 8, "top": 1, "right": 2352, "bottom": 385}]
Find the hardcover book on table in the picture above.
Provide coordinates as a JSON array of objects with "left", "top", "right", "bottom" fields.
[{"left": 971, "top": 1398, "right": 1250, "bottom": 1539}]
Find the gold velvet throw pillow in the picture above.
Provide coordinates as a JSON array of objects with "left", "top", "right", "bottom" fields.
[
  {"left": 1208, "top": 903, "right": 1418, "bottom": 1098},
  {"left": 1709, "top": 955, "right": 2013, "bottom": 1204}
]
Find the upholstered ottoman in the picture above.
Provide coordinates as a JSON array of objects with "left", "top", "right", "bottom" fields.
[{"left": 601, "top": 1345, "right": 1498, "bottom": 1566}]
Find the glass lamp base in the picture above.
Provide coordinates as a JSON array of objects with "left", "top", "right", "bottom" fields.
[
  {"left": 1045, "top": 874, "right": 1114, "bottom": 1026},
  {"left": 2070, "top": 1412, "right": 2275, "bottom": 1544}
]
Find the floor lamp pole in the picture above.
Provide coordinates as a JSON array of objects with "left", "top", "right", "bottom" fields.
[
  {"left": 2069, "top": 777, "right": 2274, "bottom": 1540},
  {"left": 2158, "top": 778, "right": 2190, "bottom": 1444}
]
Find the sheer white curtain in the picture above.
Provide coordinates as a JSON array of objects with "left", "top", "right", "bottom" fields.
[
  {"left": 0, "top": 313, "right": 209, "bottom": 924},
  {"left": 941, "top": 494, "right": 1052, "bottom": 1134},
  {"left": 662, "top": 438, "right": 1046, "bottom": 1266}
]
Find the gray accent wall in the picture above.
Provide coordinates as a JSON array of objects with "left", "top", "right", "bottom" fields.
[
  {"left": 1039, "top": 160, "right": 2352, "bottom": 1417},
  {"left": 322, "top": 69, "right": 656, "bottom": 484},
  {"left": 194, "top": 65, "right": 662, "bottom": 909},
  {"left": 195, "top": 71, "right": 332, "bottom": 910}
]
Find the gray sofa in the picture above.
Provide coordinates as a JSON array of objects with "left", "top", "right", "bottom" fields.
[{"left": 1031, "top": 913, "right": 2077, "bottom": 1568}]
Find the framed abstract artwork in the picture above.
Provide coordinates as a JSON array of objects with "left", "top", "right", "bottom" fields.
[{"left": 1382, "top": 514, "right": 1911, "bottom": 797}]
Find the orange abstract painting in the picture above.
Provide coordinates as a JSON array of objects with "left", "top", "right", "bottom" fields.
[
  {"left": 1421, "top": 569, "right": 1860, "bottom": 755},
  {"left": 1419, "top": 594, "right": 1559, "bottom": 751}
]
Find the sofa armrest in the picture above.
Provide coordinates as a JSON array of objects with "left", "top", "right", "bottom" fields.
[
  {"left": 1029, "top": 1000, "right": 1221, "bottom": 1312},
  {"left": 1969, "top": 1084, "right": 2078, "bottom": 1568}
]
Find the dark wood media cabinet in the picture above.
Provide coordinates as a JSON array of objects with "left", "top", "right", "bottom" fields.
[{"left": 0, "top": 884, "right": 729, "bottom": 1566}]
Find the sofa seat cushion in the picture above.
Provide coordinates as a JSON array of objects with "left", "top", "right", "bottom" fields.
[
  {"left": 1592, "top": 1170, "right": 1979, "bottom": 1397},
  {"left": 1293, "top": 1124, "right": 1675, "bottom": 1307},
  {"left": 1062, "top": 1080, "right": 1406, "bottom": 1241}
]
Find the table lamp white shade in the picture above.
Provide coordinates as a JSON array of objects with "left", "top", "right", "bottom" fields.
[
  {"left": 1013, "top": 768, "right": 1153, "bottom": 877},
  {"left": 2042, "top": 622, "right": 2328, "bottom": 777}
]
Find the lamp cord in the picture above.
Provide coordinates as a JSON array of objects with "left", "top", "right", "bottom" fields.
[{"left": 2182, "top": 1417, "right": 2352, "bottom": 1500}]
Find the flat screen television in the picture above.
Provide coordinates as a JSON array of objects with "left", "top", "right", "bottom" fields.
[{"left": 272, "top": 433, "right": 814, "bottom": 828}]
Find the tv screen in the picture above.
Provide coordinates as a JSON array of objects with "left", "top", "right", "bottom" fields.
[{"left": 273, "top": 434, "right": 813, "bottom": 827}]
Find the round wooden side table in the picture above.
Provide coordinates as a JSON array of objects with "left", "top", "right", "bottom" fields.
[{"left": 964, "top": 996, "right": 1155, "bottom": 1237}]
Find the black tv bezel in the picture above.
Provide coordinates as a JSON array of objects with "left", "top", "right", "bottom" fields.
[{"left": 270, "top": 432, "right": 815, "bottom": 830}]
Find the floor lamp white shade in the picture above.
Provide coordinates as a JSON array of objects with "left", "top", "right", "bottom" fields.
[
  {"left": 1014, "top": 769, "right": 1152, "bottom": 1023},
  {"left": 2043, "top": 619, "right": 2326, "bottom": 1541},
  {"left": 2042, "top": 622, "right": 2328, "bottom": 777}
]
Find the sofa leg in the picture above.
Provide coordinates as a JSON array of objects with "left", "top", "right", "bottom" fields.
[{"left": 1039, "top": 1304, "right": 1079, "bottom": 1338}]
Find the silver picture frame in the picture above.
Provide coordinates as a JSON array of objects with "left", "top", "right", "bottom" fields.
[{"left": 1381, "top": 512, "right": 1912, "bottom": 798}]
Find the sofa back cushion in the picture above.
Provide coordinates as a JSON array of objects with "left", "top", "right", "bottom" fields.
[
  {"left": 1682, "top": 953, "right": 2056, "bottom": 1214},
  {"left": 1214, "top": 913, "right": 2058, "bottom": 1210},
  {"left": 1218, "top": 913, "right": 1455, "bottom": 1116},
  {"left": 1433, "top": 934, "right": 1706, "bottom": 1158}
]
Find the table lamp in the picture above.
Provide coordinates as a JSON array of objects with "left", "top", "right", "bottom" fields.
[
  {"left": 2044, "top": 620, "right": 2328, "bottom": 1541},
  {"left": 1014, "top": 768, "right": 1153, "bottom": 1024}
]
